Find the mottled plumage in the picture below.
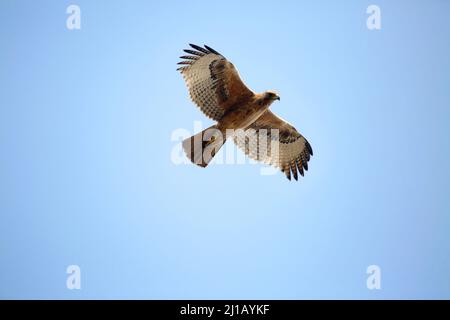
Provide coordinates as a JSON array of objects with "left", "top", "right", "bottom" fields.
[{"left": 178, "top": 44, "right": 313, "bottom": 180}]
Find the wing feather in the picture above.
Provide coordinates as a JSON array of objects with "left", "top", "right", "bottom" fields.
[
  {"left": 233, "top": 110, "right": 313, "bottom": 180},
  {"left": 178, "top": 44, "right": 254, "bottom": 121}
]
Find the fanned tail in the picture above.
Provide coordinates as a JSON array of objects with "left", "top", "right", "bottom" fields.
[{"left": 182, "top": 125, "right": 227, "bottom": 167}]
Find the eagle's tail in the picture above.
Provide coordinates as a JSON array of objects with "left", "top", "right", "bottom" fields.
[{"left": 182, "top": 125, "right": 226, "bottom": 168}]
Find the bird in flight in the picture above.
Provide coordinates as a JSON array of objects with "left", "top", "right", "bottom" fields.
[{"left": 177, "top": 44, "right": 313, "bottom": 180}]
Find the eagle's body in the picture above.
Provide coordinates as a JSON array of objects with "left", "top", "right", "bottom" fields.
[
  {"left": 177, "top": 44, "right": 313, "bottom": 180},
  {"left": 217, "top": 93, "right": 272, "bottom": 131}
]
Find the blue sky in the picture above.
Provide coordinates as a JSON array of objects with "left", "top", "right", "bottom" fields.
[{"left": 0, "top": 0, "right": 449, "bottom": 299}]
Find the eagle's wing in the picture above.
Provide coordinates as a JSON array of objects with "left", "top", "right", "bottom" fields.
[
  {"left": 177, "top": 44, "right": 254, "bottom": 121},
  {"left": 233, "top": 110, "right": 313, "bottom": 180}
]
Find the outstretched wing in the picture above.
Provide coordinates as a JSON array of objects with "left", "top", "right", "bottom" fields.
[
  {"left": 177, "top": 44, "right": 254, "bottom": 121},
  {"left": 233, "top": 110, "right": 313, "bottom": 180}
]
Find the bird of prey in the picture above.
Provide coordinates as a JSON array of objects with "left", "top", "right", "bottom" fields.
[{"left": 177, "top": 44, "right": 313, "bottom": 180}]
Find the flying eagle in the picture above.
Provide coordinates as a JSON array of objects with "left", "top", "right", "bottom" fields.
[{"left": 177, "top": 44, "right": 313, "bottom": 180}]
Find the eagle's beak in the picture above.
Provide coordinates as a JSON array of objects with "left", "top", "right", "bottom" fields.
[{"left": 276, "top": 96, "right": 280, "bottom": 101}]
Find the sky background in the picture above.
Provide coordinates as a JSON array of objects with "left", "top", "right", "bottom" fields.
[{"left": 1, "top": 0, "right": 449, "bottom": 299}]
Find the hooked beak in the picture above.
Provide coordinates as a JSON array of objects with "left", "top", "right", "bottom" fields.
[{"left": 276, "top": 96, "right": 280, "bottom": 101}]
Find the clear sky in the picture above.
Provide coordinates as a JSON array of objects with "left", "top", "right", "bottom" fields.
[{"left": 1, "top": 0, "right": 449, "bottom": 299}]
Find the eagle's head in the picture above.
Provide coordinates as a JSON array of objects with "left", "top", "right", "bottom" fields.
[{"left": 265, "top": 90, "right": 280, "bottom": 102}]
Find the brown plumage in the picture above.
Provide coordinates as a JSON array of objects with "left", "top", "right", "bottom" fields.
[{"left": 178, "top": 44, "right": 313, "bottom": 180}]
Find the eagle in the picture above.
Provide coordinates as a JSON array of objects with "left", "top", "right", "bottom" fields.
[{"left": 177, "top": 44, "right": 313, "bottom": 181}]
